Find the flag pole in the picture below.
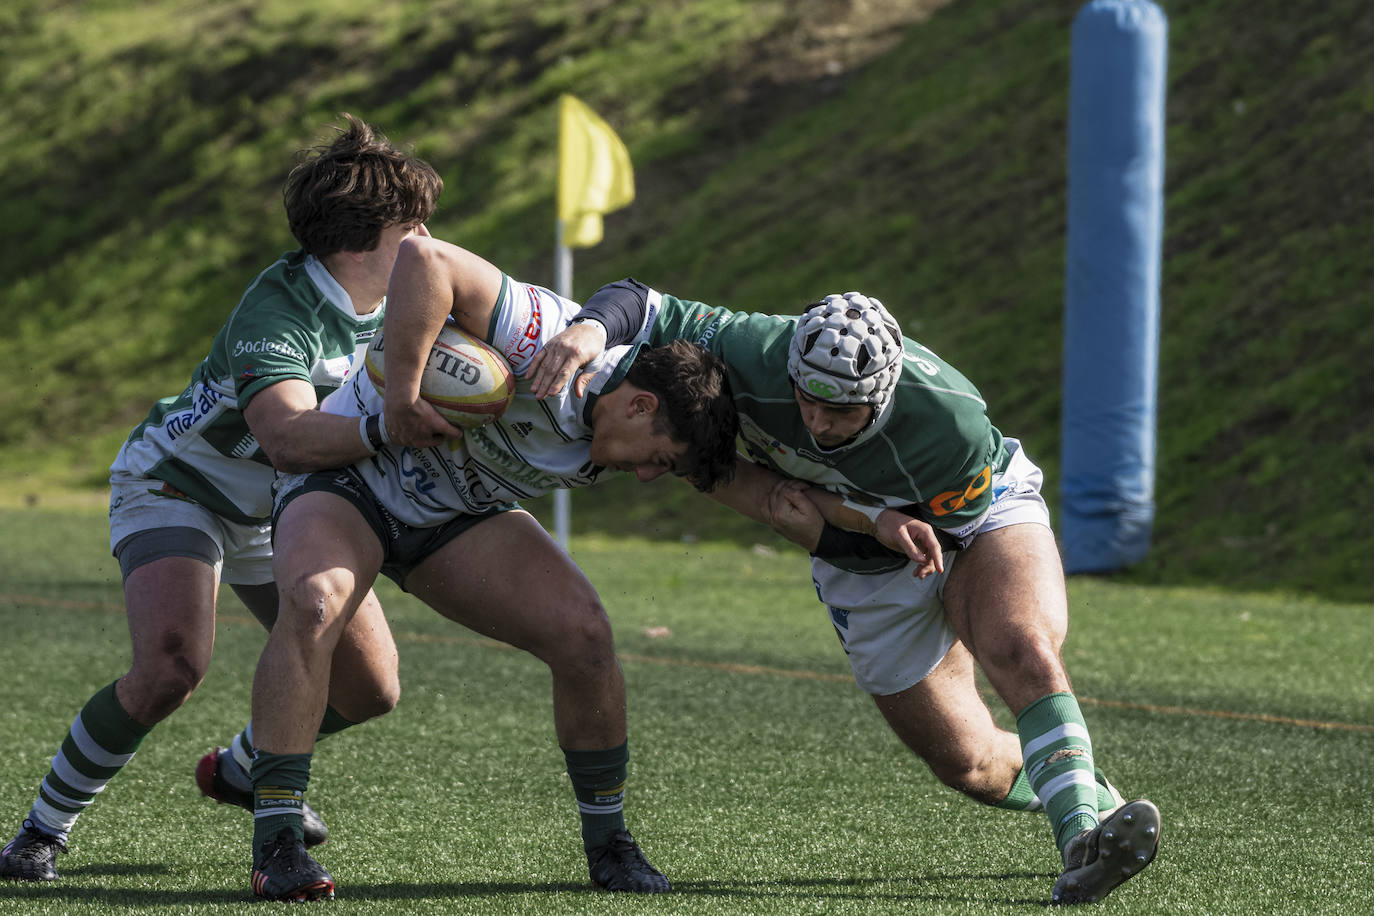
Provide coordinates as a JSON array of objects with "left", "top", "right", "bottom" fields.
[
  {"left": 554, "top": 92, "right": 635, "bottom": 551},
  {"left": 553, "top": 219, "right": 573, "bottom": 549}
]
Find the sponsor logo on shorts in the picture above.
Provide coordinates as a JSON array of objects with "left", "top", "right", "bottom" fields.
[
  {"left": 331, "top": 472, "right": 360, "bottom": 495},
  {"left": 829, "top": 606, "right": 850, "bottom": 630}
]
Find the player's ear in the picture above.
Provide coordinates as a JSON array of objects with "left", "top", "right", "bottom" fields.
[{"left": 629, "top": 390, "right": 659, "bottom": 417}]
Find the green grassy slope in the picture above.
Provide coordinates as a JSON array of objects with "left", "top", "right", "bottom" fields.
[{"left": 2, "top": 0, "right": 1370, "bottom": 601}]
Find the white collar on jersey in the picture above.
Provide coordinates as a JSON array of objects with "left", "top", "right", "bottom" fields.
[{"left": 303, "top": 255, "right": 382, "bottom": 321}]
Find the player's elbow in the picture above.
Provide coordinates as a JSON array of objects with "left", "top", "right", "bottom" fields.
[
  {"left": 395, "top": 233, "right": 444, "bottom": 273},
  {"left": 256, "top": 437, "right": 311, "bottom": 474},
  {"left": 268, "top": 452, "right": 316, "bottom": 475}
]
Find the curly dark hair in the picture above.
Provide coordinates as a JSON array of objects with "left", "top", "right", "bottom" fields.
[
  {"left": 624, "top": 340, "right": 739, "bottom": 492},
  {"left": 284, "top": 113, "right": 443, "bottom": 257}
]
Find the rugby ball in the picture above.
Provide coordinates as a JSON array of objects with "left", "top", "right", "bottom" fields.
[{"left": 364, "top": 324, "right": 515, "bottom": 429}]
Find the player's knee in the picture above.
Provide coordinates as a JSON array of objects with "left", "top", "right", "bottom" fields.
[
  {"left": 123, "top": 652, "right": 208, "bottom": 723},
  {"left": 926, "top": 751, "right": 1006, "bottom": 805},
  {"left": 546, "top": 595, "right": 616, "bottom": 668},
  {"left": 277, "top": 570, "right": 356, "bottom": 643},
  {"left": 978, "top": 632, "right": 1062, "bottom": 684},
  {"left": 356, "top": 673, "right": 402, "bottom": 720}
]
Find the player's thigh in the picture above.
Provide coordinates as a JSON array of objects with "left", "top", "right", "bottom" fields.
[
  {"left": 405, "top": 510, "right": 604, "bottom": 655},
  {"left": 943, "top": 522, "right": 1068, "bottom": 654},
  {"left": 110, "top": 482, "right": 227, "bottom": 668},
  {"left": 273, "top": 489, "right": 385, "bottom": 634},
  {"left": 122, "top": 554, "right": 220, "bottom": 673}
]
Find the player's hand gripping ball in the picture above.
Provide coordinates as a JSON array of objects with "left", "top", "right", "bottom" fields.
[{"left": 365, "top": 324, "right": 515, "bottom": 429}]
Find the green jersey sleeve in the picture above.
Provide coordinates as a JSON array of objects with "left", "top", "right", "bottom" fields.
[{"left": 223, "top": 292, "right": 321, "bottom": 410}]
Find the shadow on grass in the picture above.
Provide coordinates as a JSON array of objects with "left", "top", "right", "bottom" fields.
[
  {"left": 342, "top": 870, "right": 1060, "bottom": 906},
  {"left": 670, "top": 873, "right": 1057, "bottom": 907},
  {"left": 0, "top": 870, "right": 1060, "bottom": 908},
  {"left": 50, "top": 863, "right": 173, "bottom": 879}
]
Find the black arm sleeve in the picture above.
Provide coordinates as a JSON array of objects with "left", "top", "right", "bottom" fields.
[
  {"left": 810, "top": 504, "right": 963, "bottom": 562},
  {"left": 577, "top": 277, "right": 651, "bottom": 347},
  {"left": 811, "top": 523, "right": 905, "bottom": 561}
]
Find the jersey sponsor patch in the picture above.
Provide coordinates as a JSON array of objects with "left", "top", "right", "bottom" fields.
[
  {"left": 928, "top": 464, "right": 991, "bottom": 518},
  {"left": 500, "top": 284, "right": 545, "bottom": 374},
  {"left": 232, "top": 337, "right": 306, "bottom": 361}
]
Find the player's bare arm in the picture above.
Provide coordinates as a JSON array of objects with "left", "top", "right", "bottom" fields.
[
  {"left": 768, "top": 479, "right": 943, "bottom": 579},
  {"left": 704, "top": 456, "right": 941, "bottom": 577},
  {"left": 702, "top": 455, "right": 791, "bottom": 528},
  {"left": 243, "top": 379, "right": 381, "bottom": 473},
  {"left": 379, "top": 237, "right": 505, "bottom": 445}
]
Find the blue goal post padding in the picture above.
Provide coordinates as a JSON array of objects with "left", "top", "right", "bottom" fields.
[{"left": 1061, "top": 0, "right": 1168, "bottom": 572}]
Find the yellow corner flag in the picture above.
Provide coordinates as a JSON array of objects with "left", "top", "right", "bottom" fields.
[{"left": 558, "top": 94, "right": 635, "bottom": 249}]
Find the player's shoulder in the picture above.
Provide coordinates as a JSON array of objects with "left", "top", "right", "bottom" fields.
[
  {"left": 214, "top": 253, "right": 335, "bottom": 368},
  {"left": 230, "top": 253, "right": 339, "bottom": 331},
  {"left": 896, "top": 340, "right": 985, "bottom": 399},
  {"left": 487, "top": 273, "right": 579, "bottom": 374},
  {"left": 232, "top": 252, "right": 327, "bottom": 318}
]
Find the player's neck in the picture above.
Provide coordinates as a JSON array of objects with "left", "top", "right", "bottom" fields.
[{"left": 318, "top": 252, "right": 387, "bottom": 315}]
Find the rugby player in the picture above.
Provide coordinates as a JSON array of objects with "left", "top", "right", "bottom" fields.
[
  {"left": 526, "top": 280, "right": 1163, "bottom": 905},
  {"left": 243, "top": 239, "right": 737, "bottom": 900},
  {"left": 1, "top": 115, "right": 438, "bottom": 882}
]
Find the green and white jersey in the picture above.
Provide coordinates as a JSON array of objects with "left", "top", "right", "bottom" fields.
[
  {"left": 631, "top": 288, "right": 1010, "bottom": 542},
  {"left": 315, "top": 274, "right": 636, "bottom": 528},
  {"left": 111, "top": 250, "right": 383, "bottom": 524}
]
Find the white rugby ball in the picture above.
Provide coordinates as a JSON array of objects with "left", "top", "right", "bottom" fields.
[{"left": 365, "top": 324, "right": 516, "bottom": 430}]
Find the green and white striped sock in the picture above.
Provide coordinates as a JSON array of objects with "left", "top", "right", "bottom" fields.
[
  {"left": 27, "top": 681, "right": 151, "bottom": 842},
  {"left": 1017, "top": 692, "right": 1100, "bottom": 853},
  {"left": 997, "top": 765, "right": 1121, "bottom": 814}
]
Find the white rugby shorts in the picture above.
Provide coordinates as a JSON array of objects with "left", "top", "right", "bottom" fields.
[
  {"left": 811, "top": 438, "right": 1050, "bottom": 696},
  {"left": 108, "top": 474, "right": 274, "bottom": 586}
]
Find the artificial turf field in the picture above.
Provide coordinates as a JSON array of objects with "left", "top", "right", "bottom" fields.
[{"left": 0, "top": 505, "right": 1370, "bottom": 914}]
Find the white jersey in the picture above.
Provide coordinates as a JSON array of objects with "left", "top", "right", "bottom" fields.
[{"left": 312, "top": 273, "right": 633, "bottom": 528}]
